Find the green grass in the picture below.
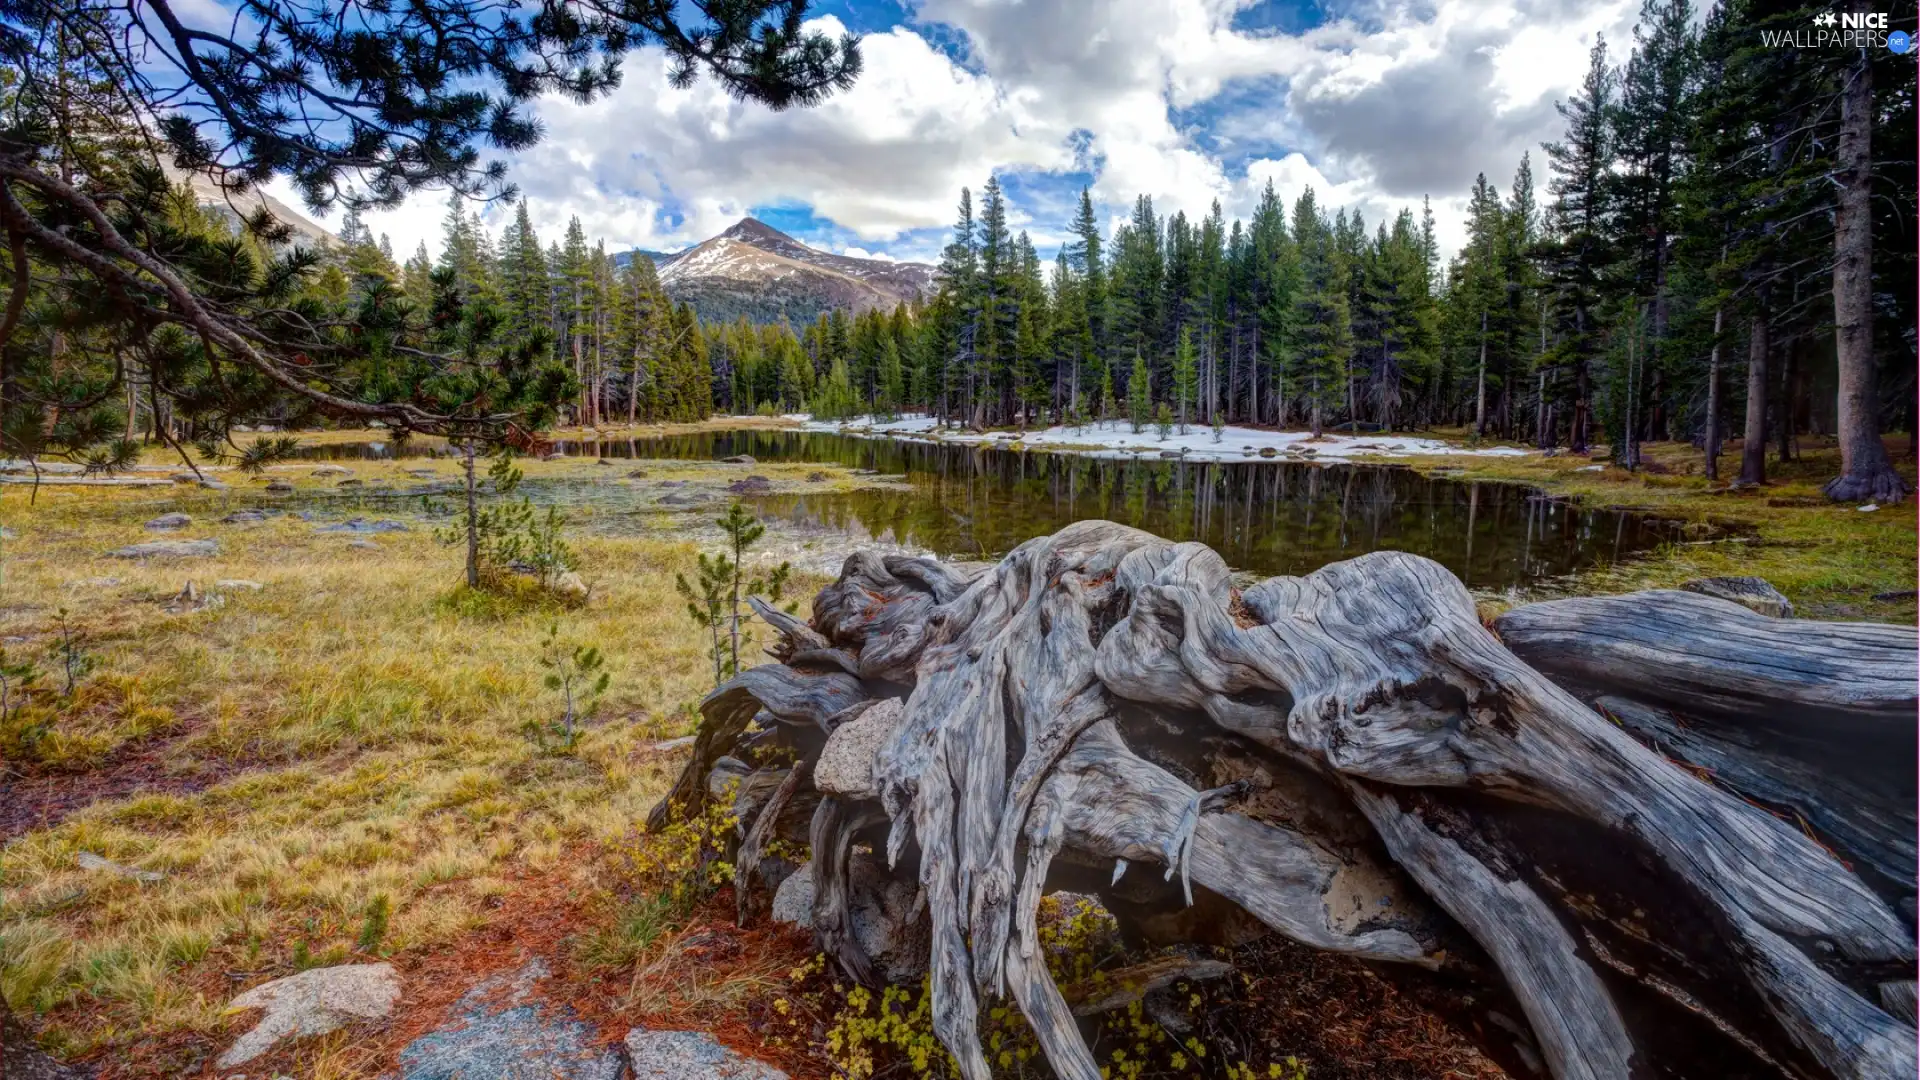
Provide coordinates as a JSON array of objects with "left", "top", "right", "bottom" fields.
[{"left": 1381, "top": 431, "right": 1917, "bottom": 621}]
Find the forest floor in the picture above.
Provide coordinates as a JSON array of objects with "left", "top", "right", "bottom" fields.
[{"left": 0, "top": 426, "right": 1910, "bottom": 1078}]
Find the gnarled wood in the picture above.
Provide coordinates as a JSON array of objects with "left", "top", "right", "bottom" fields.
[{"left": 653, "top": 522, "right": 1916, "bottom": 1080}]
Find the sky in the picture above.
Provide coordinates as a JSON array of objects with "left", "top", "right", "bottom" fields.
[{"left": 261, "top": 0, "right": 1644, "bottom": 268}]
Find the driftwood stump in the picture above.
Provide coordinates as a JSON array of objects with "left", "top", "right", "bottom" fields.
[{"left": 652, "top": 521, "right": 1916, "bottom": 1080}]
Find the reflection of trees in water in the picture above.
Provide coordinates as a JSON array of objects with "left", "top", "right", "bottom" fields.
[{"left": 521, "top": 430, "right": 1675, "bottom": 586}]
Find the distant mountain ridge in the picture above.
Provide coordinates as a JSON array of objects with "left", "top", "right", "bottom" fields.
[{"left": 621, "top": 217, "right": 935, "bottom": 326}]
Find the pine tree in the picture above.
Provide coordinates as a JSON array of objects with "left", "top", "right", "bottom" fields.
[
  {"left": 1538, "top": 36, "right": 1618, "bottom": 454},
  {"left": 1127, "top": 351, "right": 1152, "bottom": 434},
  {"left": 1172, "top": 326, "right": 1197, "bottom": 434}
]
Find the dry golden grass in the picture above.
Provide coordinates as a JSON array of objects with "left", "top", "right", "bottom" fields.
[{"left": 0, "top": 465, "right": 832, "bottom": 1059}]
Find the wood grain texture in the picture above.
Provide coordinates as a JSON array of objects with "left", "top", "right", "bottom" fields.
[{"left": 650, "top": 521, "right": 1915, "bottom": 1080}]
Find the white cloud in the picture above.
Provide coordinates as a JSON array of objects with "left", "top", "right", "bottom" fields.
[{"left": 271, "top": 0, "right": 1641, "bottom": 267}]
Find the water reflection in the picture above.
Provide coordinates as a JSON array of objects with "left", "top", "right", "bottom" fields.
[{"left": 299, "top": 429, "right": 1678, "bottom": 586}]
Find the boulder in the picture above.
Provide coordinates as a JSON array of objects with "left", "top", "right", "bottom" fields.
[
  {"left": 143, "top": 513, "right": 191, "bottom": 530},
  {"left": 726, "top": 476, "right": 773, "bottom": 495},
  {"left": 661, "top": 491, "right": 712, "bottom": 506},
  {"left": 265, "top": 480, "right": 294, "bottom": 494},
  {"left": 2, "top": 1000, "right": 89, "bottom": 1080},
  {"left": 720, "top": 454, "right": 756, "bottom": 465},
  {"left": 310, "top": 465, "right": 353, "bottom": 477},
  {"left": 396, "top": 961, "right": 619, "bottom": 1080},
  {"left": 221, "top": 510, "right": 269, "bottom": 525},
  {"left": 217, "top": 964, "right": 399, "bottom": 1068},
  {"left": 1257, "top": 447, "right": 1277, "bottom": 458},
  {"left": 814, "top": 699, "right": 904, "bottom": 799},
  {"left": 107, "top": 539, "right": 218, "bottom": 559},
  {"left": 623, "top": 1029, "right": 786, "bottom": 1080},
  {"left": 1679, "top": 576, "right": 1793, "bottom": 619}
]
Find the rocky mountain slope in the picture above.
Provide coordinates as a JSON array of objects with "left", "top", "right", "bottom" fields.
[
  {"left": 637, "top": 218, "right": 935, "bottom": 326},
  {"left": 165, "top": 164, "right": 337, "bottom": 250}
]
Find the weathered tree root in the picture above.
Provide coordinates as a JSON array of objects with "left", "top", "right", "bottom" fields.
[{"left": 652, "top": 521, "right": 1916, "bottom": 1080}]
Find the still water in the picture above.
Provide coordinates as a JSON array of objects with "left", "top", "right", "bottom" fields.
[{"left": 305, "top": 429, "right": 1679, "bottom": 587}]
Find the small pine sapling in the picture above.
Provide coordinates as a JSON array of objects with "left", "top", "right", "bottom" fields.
[
  {"left": 1155, "top": 403, "right": 1173, "bottom": 441},
  {"left": 532, "top": 622, "right": 610, "bottom": 750},
  {"left": 678, "top": 504, "right": 797, "bottom": 686},
  {"left": 50, "top": 608, "right": 92, "bottom": 695},
  {"left": 1211, "top": 413, "right": 1227, "bottom": 443}
]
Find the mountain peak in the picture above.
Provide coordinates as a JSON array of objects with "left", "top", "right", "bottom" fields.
[{"left": 719, "top": 217, "right": 798, "bottom": 246}]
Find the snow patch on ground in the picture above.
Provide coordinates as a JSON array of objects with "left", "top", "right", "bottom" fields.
[{"left": 796, "top": 415, "right": 1532, "bottom": 462}]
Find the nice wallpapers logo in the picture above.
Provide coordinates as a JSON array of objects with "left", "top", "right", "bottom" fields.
[{"left": 1762, "top": 10, "right": 1912, "bottom": 51}]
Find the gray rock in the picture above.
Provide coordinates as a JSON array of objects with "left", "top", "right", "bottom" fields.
[
  {"left": 623, "top": 1029, "right": 786, "bottom": 1080},
  {"left": 719, "top": 454, "right": 757, "bottom": 465},
  {"left": 397, "top": 961, "right": 621, "bottom": 1080},
  {"left": 626, "top": 470, "right": 649, "bottom": 479},
  {"left": 169, "top": 471, "right": 201, "bottom": 485},
  {"left": 314, "top": 517, "right": 410, "bottom": 534},
  {"left": 144, "top": 513, "right": 192, "bottom": 530},
  {"left": 2, "top": 1000, "right": 89, "bottom": 1080},
  {"left": 657, "top": 480, "right": 687, "bottom": 488},
  {"left": 1257, "top": 447, "right": 1277, "bottom": 458},
  {"left": 265, "top": 480, "right": 294, "bottom": 494},
  {"left": 216, "top": 579, "right": 265, "bottom": 592},
  {"left": 198, "top": 479, "right": 231, "bottom": 491},
  {"left": 1158, "top": 450, "right": 1181, "bottom": 458},
  {"left": 222, "top": 510, "right": 270, "bottom": 525},
  {"left": 1680, "top": 576, "right": 1794, "bottom": 619},
  {"left": 76, "top": 851, "right": 163, "bottom": 883},
  {"left": 814, "top": 699, "right": 904, "bottom": 800},
  {"left": 726, "top": 475, "right": 773, "bottom": 495},
  {"left": 661, "top": 491, "right": 712, "bottom": 506},
  {"left": 107, "top": 539, "right": 218, "bottom": 559},
  {"left": 309, "top": 465, "right": 353, "bottom": 477},
  {"left": 770, "top": 852, "right": 928, "bottom": 983},
  {"left": 217, "top": 964, "right": 399, "bottom": 1068},
  {"left": 806, "top": 471, "right": 829, "bottom": 483},
  {"left": 551, "top": 571, "right": 590, "bottom": 603},
  {"left": 347, "top": 540, "right": 381, "bottom": 551},
  {"left": 337, "top": 478, "right": 363, "bottom": 488}
]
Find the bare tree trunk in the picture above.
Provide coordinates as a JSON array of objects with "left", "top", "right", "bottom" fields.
[
  {"left": 1824, "top": 45, "right": 1907, "bottom": 503},
  {"left": 1739, "top": 313, "right": 1769, "bottom": 486}
]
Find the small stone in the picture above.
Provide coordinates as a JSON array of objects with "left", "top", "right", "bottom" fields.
[
  {"left": 719, "top": 454, "right": 757, "bottom": 465},
  {"left": 337, "top": 478, "right": 363, "bottom": 488},
  {"left": 314, "top": 517, "right": 410, "bottom": 534},
  {"left": 626, "top": 470, "right": 649, "bottom": 479},
  {"left": 657, "top": 480, "right": 686, "bottom": 488},
  {"left": 1158, "top": 450, "right": 1181, "bottom": 459},
  {"left": 726, "top": 475, "right": 773, "bottom": 495},
  {"left": 310, "top": 465, "right": 353, "bottom": 477},
  {"left": 551, "top": 571, "right": 590, "bottom": 603},
  {"left": 815, "top": 699, "right": 904, "bottom": 799},
  {"left": 76, "top": 851, "right": 163, "bottom": 883},
  {"left": 1857, "top": 503, "right": 1880, "bottom": 513},
  {"left": 348, "top": 540, "right": 381, "bottom": 551},
  {"left": 199, "top": 479, "right": 231, "bottom": 491},
  {"left": 661, "top": 491, "right": 711, "bottom": 506},
  {"left": 648, "top": 735, "right": 697, "bottom": 753},
  {"left": 169, "top": 472, "right": 200, "bottom": 485},
  {"left": 216, "top": 579, "right": 265, "bottom": 591},
  {"left": 1257, "top": 447, "right": 1277, "bottom": 458},
  {"left": 222, "top": 510, "right": 269, "bottom": 525},
  {"left": 265, "top": 480, "right": 294, "bottom": 494},
  {"left": 108, "top": 539, "right": 218, "bottom": 559},
  {"left": 622, "top": 1029, "right": 786, "bottom": 1080},
  {"left": 1680, "top": 576, "right": 1794, "bottom": 619},
  {"left": 144, "top": 513, "right": 192, "bottom": 530},
  {"left": 806, "top": 471, "right": 829, "bottom": 483},
  {"left": 1576, "top": 464, "right": 1605, "bottom": 472},
  {"left": 771, "top": 867, "right": 815, "bottom": 928},
  {"left": 217, "top": 964, "right": 399, "bottom": 1068},
  {"left": 596, "top": 458, "right": 613, "bottom": 467}
]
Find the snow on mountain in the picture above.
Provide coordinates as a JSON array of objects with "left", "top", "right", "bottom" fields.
[{"left": 651, "top": 217, "right": 936, "bottom": 325}]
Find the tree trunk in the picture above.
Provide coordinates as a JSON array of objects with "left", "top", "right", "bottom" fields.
[
  {"left": 656, "top": 525, "right": 1916, "bottom": 1080},
  {"left": 1704, "top": 303, "right": 1724, "bottom": 481},
  {"left": 1739, "top": 313, "right": 1769, "bottom": 486},
  {"left": 1474, "top": 310, "right": 1488, "bottom": 436},
  {"left": 1823, "top": 45, "right": 1907, "bottom": 503},
  {"left": 462, "top": 441, "right": 480, "bottom": 588}
]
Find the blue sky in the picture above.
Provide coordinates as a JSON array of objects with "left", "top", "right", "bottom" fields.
[{"left": 272, "top": 0, "right": 1644, "bottom": 267}]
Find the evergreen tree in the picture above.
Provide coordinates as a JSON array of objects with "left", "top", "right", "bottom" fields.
[{"left": 1172, "top": 326, "right": 1197, "bottom": 434}]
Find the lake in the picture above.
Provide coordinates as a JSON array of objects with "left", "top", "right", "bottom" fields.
[{"left": 299, "top": 429, "right": 1680, "bottom": 587}]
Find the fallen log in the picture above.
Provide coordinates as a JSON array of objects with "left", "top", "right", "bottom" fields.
[{"left": 653, "top": 522, "right": 1916, "bottom": 1080}]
